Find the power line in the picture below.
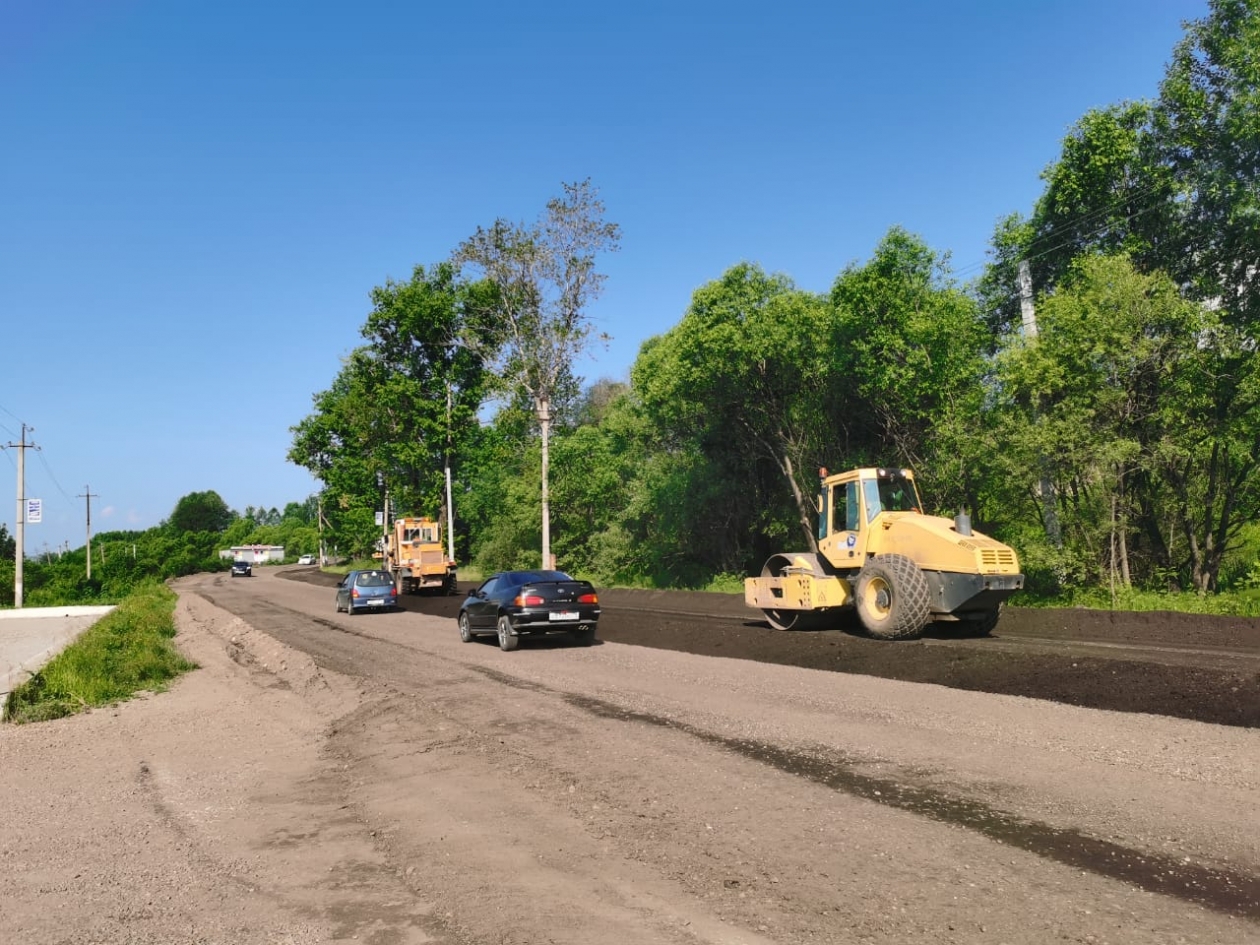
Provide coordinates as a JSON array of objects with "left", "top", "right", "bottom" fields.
[
  {"left": 35, "top": 450, "right": 77, "bottom": 505},
  {"left": 949, "top": 179, "right": 1178, "bottom": 283}
]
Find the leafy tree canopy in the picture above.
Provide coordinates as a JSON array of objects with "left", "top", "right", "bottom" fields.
[{"left": 167, "top": 490, "right": 234, "bottom": 534}]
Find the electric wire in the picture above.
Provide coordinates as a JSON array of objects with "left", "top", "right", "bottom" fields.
[
  {"left": 35, "top": 450, "right": 78, "bottom": 506},
  {"left": 948, "top": 178, "right": 1178, "bottom": 283}
]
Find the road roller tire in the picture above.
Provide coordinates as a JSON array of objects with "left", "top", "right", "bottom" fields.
[{"left": 854, "top": 554, "right": 931, "bottom": 640}]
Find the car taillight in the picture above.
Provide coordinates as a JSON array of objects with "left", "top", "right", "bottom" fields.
[
  {"left": 351, "top": 588, "right": 360, "bottom": 598},
  {"left": 578, "top": 593, "right": 598, "bottom": 604},
  {"left": 514, "top": 593, "right": 545, "bottom": 606}
]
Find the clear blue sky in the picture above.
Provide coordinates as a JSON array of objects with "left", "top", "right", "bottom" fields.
[{"left": 1, "top": 0, "right": 1206, "bottom": 555}]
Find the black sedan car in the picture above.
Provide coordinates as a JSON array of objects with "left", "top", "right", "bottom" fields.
[
  {"left": 458, "top": 570, "right": 600, "bottom": 651},
  {"left": 230, "top": 560, "right": 252, "bottom": 577}
]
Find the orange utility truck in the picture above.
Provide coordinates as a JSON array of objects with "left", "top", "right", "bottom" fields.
[{"left": 384, "top": 515, "right": 457, "bottom": 595}]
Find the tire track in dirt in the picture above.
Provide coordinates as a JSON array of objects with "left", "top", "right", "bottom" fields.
[
  {"left": 456, "top": 663, "right": 1260, "bottom": 920},
  {"left": 279, "top": 569, "right": 1260, "bottom": 728}
]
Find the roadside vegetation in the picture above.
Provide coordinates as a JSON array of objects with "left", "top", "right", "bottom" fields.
[
  {"left": 2, "top": 582, "right": 195, "bottom": 724},
  {"left": 4, "top": 3, "right": 1258, "bottom": 621},
  {"left": 0, "top": 493, "right": 321, "bottom": 609},
  {"left": 281, "top": 4, "right": 1260, "bottom": 618}
]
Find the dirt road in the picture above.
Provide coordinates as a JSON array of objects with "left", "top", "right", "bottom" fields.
[{"left": 1, "top": 568, "right": 1256, "bottom": 944}]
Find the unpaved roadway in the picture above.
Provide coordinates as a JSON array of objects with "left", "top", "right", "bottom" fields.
[{"left": 1, "top": 567, "right": 1257, "bottom": 944}]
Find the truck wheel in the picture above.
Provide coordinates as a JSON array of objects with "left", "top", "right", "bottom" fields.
[
  {"left": 497, "top": 615, "right": 519, "bottom": 652},
  {"left": 854, "top": 554, "right": 931, "bottom": 640}
]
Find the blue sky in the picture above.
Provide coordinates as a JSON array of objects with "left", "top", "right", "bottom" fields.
[{"left": 1, "top": 0, "right": 1206, "bottom": 556}]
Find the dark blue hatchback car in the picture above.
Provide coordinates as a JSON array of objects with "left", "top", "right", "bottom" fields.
[{"left": 335, "top": 569, "right": 399, "bottom": 615}]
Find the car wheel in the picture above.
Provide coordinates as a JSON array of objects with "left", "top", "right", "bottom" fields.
[
  {"left": 497, "top": 615, "right": 519, "bottom": 652},
  {"left": 458, "top": 612, "right": 474, "bottom": 643}
]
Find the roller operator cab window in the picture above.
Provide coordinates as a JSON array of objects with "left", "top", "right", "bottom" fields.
[
  {"left": 873, "top": 474, "right": 920, "bottom": 516},
  {"left": 827, "top": 482, "right": 861, "bottom": 535}
]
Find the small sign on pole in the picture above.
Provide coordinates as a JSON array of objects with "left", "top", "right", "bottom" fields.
[
  {"left": 375, "top": 511, "right": 384, "bottom": 526},
  {"left": 26, "top": 498, "right": 42, "bottom": 524}
]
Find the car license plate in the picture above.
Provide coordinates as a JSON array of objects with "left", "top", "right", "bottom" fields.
[
  {"left": 549, "top": 611, "right": 578, "bottom": 622},
  {"left": 369, "top": 599, "right": 385, "bottom": 606}
]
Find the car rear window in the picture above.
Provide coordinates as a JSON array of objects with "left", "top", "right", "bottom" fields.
[{"left": 356, "top": 572, "right": 394, "bottom": 587}]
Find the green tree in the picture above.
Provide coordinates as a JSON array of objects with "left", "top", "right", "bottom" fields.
[
  {"left": 979, "top": 103, "right": 1169, "bottom": 338},
  {"left": 457, "top": 180, "right": 621, "bottom": 568},
  {"left": 289, "top": 264, "right": 490, "bottom": 558},
  {"left": 831, "top": 228, "right": 991, "bottom": 516},
  {"left": 359, "top": 261, "right": 489, "bottom": 517},
  {"left": 635, "top": 263, "right": 834, "bottom": 550},
  {"left": 982, "top": 1, "right": 1260, "bottom": 337},
  {"left": 977, "top": 0, "right": 1260, "bottom": 593},
  {"left": 167, "top": 491, "right": 234, "bottom": 533},
  {"left": 0, "top": 522, "right": 14, "bottom": 560},
  {"left": 994, "top": 254, "right": 1260, "bottom": 592},
  {"left": 1155, "top": 0, "right": 1260, "bottom": 330}
]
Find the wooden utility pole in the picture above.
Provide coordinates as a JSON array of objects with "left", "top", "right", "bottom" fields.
[
  {"left": 5, "top": 424, "right": 37, "bottom": 608},
  {"left": 78, "top": 485, "right": 98, "bottom": 580}
]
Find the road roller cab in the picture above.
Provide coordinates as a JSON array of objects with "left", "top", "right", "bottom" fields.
[{"left": 744, "top": 467, "right": 1024, "bottom": 639}]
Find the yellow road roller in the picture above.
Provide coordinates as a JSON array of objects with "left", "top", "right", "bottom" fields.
[{"left": 745, "top": 467, "right": 1024, "bottom": 640}]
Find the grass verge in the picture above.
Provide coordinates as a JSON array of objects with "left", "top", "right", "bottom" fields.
[
  {"left": 1021, "top": 585, "right": 1260, "bottom": 617},
  {"left": 3, "top": 581, "right": 197, "bottom": 724}
]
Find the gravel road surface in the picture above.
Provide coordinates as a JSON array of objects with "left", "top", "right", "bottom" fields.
[{"left": 1, "top": 568, "right": 1255, "bottom": 944}]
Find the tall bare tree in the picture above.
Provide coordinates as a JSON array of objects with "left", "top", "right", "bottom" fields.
[{"left": 456, "top": 180, "right": 621, "bottom": 568}]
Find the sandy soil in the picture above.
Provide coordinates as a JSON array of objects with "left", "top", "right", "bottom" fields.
[{"left": 0, "top": 568, "right": 1256, "bottom": 944}]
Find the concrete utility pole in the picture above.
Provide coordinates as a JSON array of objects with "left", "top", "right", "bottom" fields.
[
  {"left": 1018, "top": 260, "right": 1062, "bottom": 548},
  {"left": 317, "top": 493, "right": 326, "bottom": 566},
  {"left": 78, "top": 485, "right": 98, "bottom": 580},
  {"left": 537, "top": 397, "right": 553, "bottom": 570},
  {"left": 1017, "top": 259, "right": 1039, "bottom": 340},
  {"left": 5, "top": 424, "right": 38, "bottom": 609},
  {"left": 445, "top": 383, "right": 455, "bottom": 562}
]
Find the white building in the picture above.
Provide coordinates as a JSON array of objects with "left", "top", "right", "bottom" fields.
[{"left": 220, "top": 545, "right": 286, "bottom": 563}]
